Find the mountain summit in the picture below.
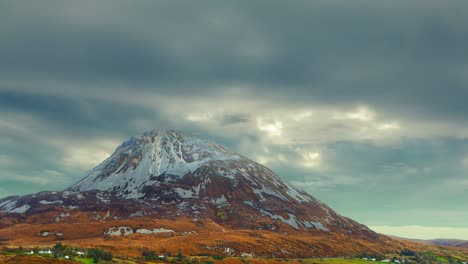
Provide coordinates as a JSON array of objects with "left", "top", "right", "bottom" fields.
[
  {"left": 63, "top": 129, "right": 366, "bottom": 233},
  {"left": 0, "top": 129, "right": 390, "bottom": 257},
  {"left": 69, "top": 129, "right": 246, "bottom": 198}
]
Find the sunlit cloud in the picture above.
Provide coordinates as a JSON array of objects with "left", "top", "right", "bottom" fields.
[
  {"left": 290, "top": 173, "right": 361, "bottom": 188},
  {"left": 377, "top": 122, "right": 401, "bottom": 131},
  {"left": 256, "top": 155, "right": 270, "bottom": 165},
  {"left": 300, "top": 151, "right": 322, "bottom": 169},
  {"left": 257, "top": 118, "right": 283, "bottom": 137},
  {"left": 292, "top": 111, "right": 313, "bottom": 122},
  {"left": 342, "top": 106, "right": 376, "bottom": 122},
  {"left": 186, "top": 112, "right": 215, "bottom": 122},
  {"left": 61, "top": 140, "right": 117, "bottom": 170}
]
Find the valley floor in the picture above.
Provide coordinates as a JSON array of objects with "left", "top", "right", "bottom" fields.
[
  {"left": 1, "top": 248, "right": 467, "bottom": 264},
  {"left": 0, "top": 255, "right": 466, "bottom": 264},
  {"left": 1, "top": 218, "right": 467, "bottom": 263}
]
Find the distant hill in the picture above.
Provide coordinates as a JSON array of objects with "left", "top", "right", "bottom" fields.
[
  {"left": 422, "top": 239, "right": 468, "bottom": 248},
  {"left": 390, "top": 236, "right": 468, "bottom": 249}
]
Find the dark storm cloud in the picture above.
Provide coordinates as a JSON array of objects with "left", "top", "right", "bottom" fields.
[
  {"left": 0, "top": 90, "right": 176, "bottom": 138},
  {"left": 1, "top": 0, "right": 467, "bottom": 156},
  {"left": 0, "top": 27, "right": 177, "bottom": 83},
  {"left": 2, "top": 0, "right": 468, "bottom": 123},
  {"left": 218, "top": 114, "right": 250, "bottom": 125}
]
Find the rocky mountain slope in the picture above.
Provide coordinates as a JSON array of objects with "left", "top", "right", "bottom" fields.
[{"left": 0, "top": 129, "right": 393, "bottom": 257}]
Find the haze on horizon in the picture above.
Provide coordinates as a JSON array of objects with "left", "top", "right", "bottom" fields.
[{"left": 1, "top": 0, "right": 467, "bottom": 240}]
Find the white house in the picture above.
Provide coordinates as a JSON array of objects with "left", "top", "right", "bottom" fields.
[
  {"left": 76, "top": 251, "right": 85, "bottom": 255},
  {"left": 38, "top": 249, "right": 52, "bottom": 254},
  {"left": 241, "top": 252, "right": 253, "bottom": 258},
  {"left": 224, "top": 247, "right": 234, "bottom": 255},
  {"left": 381, "top": 259, "right": 391, "bottom": 263}
]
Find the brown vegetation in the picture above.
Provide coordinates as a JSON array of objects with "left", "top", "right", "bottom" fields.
[{"left": 0, "top": 216, "right": 452, "bottom": 259}]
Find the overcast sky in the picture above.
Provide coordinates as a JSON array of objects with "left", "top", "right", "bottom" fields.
[{"left": 1, "top": 0, "right": 468, "bottom": 240}]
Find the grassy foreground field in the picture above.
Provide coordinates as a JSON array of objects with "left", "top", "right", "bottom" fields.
[
  {"left": 0, "top": 251, "right": 467, "bottom": 264},
  {"left": 0, "top": 255, "right": 378, "bottom": 264},
  {"left": 1, "top": 237, "right": 467, "bottom": 264}
]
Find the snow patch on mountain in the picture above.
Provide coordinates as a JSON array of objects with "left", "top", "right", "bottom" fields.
[
  {"left": 212, "top": 195, "right": 228, "bottom": 205},
  {"left": 0, "top": 199, "right": 17, "bottom": 212},
  {"left": 8, "top": 204, "right": 31, "bottom": 214},
  {"left": 39, "top": 200, "right": 63, "bottom": 205},
  {"left": 252, "top": 185, "right": 288, "bottom": 201},
  {"left": 136, "top": 228, "right": 175, "bottom": 234},
  {"left": 174, "top": 187, "right": 196, "bottom": 199},
  {"left": 285, "top": 184, "right": 313, "bottom": 203},
  {"left": 302, "top": 220, "right": 330, "bottom": 232}
]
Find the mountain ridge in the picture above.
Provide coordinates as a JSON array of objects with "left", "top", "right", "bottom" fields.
[
  {"left": 0, "top": 129, "right": 397, "bottom": 257},
  {"left": 2, "top": 129, "right": 366, "bottom": 233}
]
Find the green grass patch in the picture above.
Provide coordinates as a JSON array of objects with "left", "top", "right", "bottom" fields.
[
  {"left": 302, "top": 258, "right": 372, "bottom": 264},
  {"left": 434, "top": 256, "right": 449, "bottom": 263},
  {"left": 76, "top": 257, "right": 94, "bottom": 264}
]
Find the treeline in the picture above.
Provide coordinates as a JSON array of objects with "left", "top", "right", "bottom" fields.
[
  {"left": 87, "top": 248, "right": 113, "bottom": 263},
  {"left": 2, "top": 243, "right": 113, "bottom": 263},
  {"left": 140, "top": 248, "right": 225, "bottom": 264}
]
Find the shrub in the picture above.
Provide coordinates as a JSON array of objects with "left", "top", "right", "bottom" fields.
[
  {"left": 401, "top": 249, "right": 417, "bottom": 257},
  {"left": 87, "top": 248, "right": 113, "bottom": 263},
  {"left": 52, "top": 242, "right": 65, "bottom": 258},
  {"left": 216, "top": 210, "right": 227, "bottom": 219},
  {"left": 142, "top": 249, "right": 158, "bottom": 260},
  {"left": 178, "top": 250, "right": 185, "bottom": 261}
]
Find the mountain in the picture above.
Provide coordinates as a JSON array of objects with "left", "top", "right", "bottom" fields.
[
  {"left": 0, "top": 129, "right": 403, "bottom": 257},
  {"left": 428, "top": 239, "right": 468, "bottom": 248},
  {"left": 1, "top": 129, "right": 368, "bottom": 233},
  {"left": 403, "top": 238, "right": 468, "bottom": 249}
]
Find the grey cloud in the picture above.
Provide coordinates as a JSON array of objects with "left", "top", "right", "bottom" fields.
[
  {"left": 2, "top": 0, "right": 468, "bottom": 118},
  {"left": 0, "top": 90, "right": 171, "bottom": 138},
  {"left": 0, "top": 1, "right": 465, "bottom": 135},
  {"left": 218, "top": 114, "right": 250, "bottom": 125}
]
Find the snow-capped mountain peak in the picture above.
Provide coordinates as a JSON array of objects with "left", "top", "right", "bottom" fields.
[
  {"left": 2, "top": 129, "right": 377, "bottom": 236},
  {"left": 68, "top": 129, "right": 244, "bottom": 197}
]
